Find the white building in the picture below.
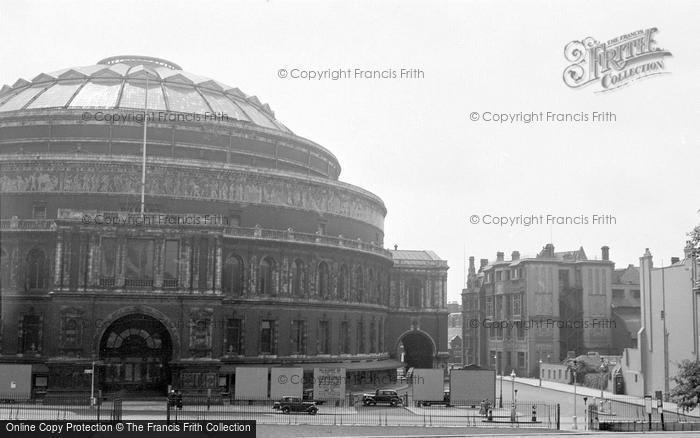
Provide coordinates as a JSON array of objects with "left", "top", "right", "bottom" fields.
[{"left": 620, "top": 245, "right": 700, "bottom": 398}]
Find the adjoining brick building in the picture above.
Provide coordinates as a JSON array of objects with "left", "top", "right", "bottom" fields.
[
  {"left": 0, "top": 56, "right": 448, "bottom": 397},
  {"left": 462, "top": 244, "right": 614, "bottom": 377}
]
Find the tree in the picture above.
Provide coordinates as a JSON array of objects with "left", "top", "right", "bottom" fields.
[
  {"left": 689, "top": 224, "right": 700, "bottom": 253},
  {"left": 670, "top": 359, "right": 700, "bottom": 412}
]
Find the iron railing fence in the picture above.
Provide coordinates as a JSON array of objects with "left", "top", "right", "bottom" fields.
[
  {"left": 0, "top": 393, "right": 124, "bottom": 422},
  {"left": 165, "top": 397, "right": 558, "bottom": 428},
  {"left": 587, "top": 396, "right": 700, "bottom": 431}
]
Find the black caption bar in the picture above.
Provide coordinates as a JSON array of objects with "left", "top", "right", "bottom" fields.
[{"left": 1, "top": 421, "right": 256, "bottom": 437}]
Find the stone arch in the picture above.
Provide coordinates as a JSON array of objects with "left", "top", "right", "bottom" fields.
[
  {"left": 395, "top": 329, "right": 437, "bottom": 369},
  {"left": 93, "top": 305, "right": 181, "bottom": 359}
]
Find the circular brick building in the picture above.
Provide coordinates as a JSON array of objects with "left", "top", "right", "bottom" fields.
[{"left": 0, "top": 56, "right": 448, "bottom": 397}]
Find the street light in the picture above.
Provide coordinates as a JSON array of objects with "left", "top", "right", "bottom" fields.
[
  {"left": 494, "top": 354, "right": 503, "bottom": 408},
  {"left": 571, "top": 360, "right": 578, "bottom": 430},
  {"left": 599, "top": 359, "right": 607, "bottom": 401},
  {"left": 510, "top": 370, "right": 516, "bottom": 422}
]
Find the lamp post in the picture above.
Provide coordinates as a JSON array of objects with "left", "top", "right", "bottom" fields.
[
  {"left": 494, "top": 354, "right": 503, "bottom": 408},
  {"left": 572, "top": 360, "right": 578, "bottom": 430},
  {"left": 599, "top": 359, "right": 607, "bottom": 401},
  {"left": 510, "top": 370, "right": 516, "bottom": 422},
  {"left": 90, "top": 360, "right": 95, "bottom": 406}
]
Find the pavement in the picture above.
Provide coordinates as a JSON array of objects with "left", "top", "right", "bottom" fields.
[
  {"left": 256, "top": 424, "right": 700, "bottom": 437},
  {"left": 509, "top": 376, "right": 700, "bottom": 418}
]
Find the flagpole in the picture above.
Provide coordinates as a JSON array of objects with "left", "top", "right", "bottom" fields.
[{"left": 140, "top": 75, "right": 149, "bottom": 214}]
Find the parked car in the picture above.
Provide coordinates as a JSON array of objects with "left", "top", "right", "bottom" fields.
[
  {"left": 415, "top": 390, "right": 451, "bottom": 407},
  {"left": 273, "top": 396, "right": 318, "bottom": 415},
  {"left": 362, "top": 389, "right": 402, "bottom": 407}
]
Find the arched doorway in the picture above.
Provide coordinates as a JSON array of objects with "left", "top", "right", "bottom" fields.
[
  {"left": 99, "top": 314, "right": 172, "bottom": 393},
  {"left": 398, "top": 331, "right": 435, "bottom": 369}
]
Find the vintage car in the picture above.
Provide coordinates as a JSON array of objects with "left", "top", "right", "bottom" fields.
[
  {"left": 273, "top": 396, "right": 318, "bottom": 415},
  {"left": 362, "top": 389, "right": 403, "bottom": 406}
]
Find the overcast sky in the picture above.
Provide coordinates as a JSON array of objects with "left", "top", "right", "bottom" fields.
[{"left": 1, "top": 0, "right": 698, "bottom": 302}]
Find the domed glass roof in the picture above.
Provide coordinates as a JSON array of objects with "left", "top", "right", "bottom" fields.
[{"left": 0, "top": 55, "right": 291, "bottom": 134}]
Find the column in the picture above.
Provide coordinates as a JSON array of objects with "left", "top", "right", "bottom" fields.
[
  {"left": 54, "top": 232, "right": 63, "bottom": 289},
  {"left": 214, "top": 240, "right": 222, "bottom": 293}
]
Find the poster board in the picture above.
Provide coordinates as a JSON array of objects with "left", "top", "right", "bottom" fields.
[
  {"left": 234, "top": 367, "right": 268, "bottom": 400},
  {"left": 450, "top": 369, "right": 496, "bottom": 404},
  {"left": 412, "top": 368, "right": 445, "bottom": 401},
  {"left": 270, "top": 367, "right": 303, "bottom": 399},
  {"left": 313, "top": 367, "right": 345, "bottom": 400},
  {"left": 0, "top": 364, "right": 32, "bottom": 399}
]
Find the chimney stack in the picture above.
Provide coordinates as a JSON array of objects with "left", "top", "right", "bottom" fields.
[
  {"left": 480, "top": 258, "right": 488, "bottom": 269},
  {"left": 511, "top": 251, "right": 520, "bottom": 261},
  {"left": 394, "top": 244, "right": 398, "bottom": 250},
  {"left": 671, "top": 257, "right": 680, "bottom": 265},
  {"left": 601, "top": 245, "right": 610, "bottom": 261},
  {"left": 496, "top": 251, "right": 504, "bottom": 262}
]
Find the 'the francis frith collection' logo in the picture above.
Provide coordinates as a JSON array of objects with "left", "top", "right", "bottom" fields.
[{"left": 563, "top": 28, "right": 672, "bottom": 92}]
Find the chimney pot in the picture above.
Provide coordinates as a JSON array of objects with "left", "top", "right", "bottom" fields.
[
  {"left": 601, "top": 245, "right": 610, "bottom": 261},
  {"left": 394, "top": 244, "right": 398, "bottom": 251}
]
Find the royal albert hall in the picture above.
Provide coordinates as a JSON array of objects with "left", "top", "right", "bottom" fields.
[{"left": 0, "top": 56, "right": 448, "bottom": 397}]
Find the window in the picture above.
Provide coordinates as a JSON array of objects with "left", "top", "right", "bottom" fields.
[
  {"left": 260, "top": 319, "right": 275, "bottom": 354},
  {"left": 486, "top": 297, "right": 494, "bottom": 317},
  {"left": 559, "top": 270, "right": 570, "bottom": 289},
  {"left": 291, "top": 259, "right": 305, "bottom": 297},
  {"left": 100, "top": 238, "right": 118, "bottom": 283},
  {"left": 32, "top": 204, "right": 46, "bottom": 219},
  {"left": 228, "top": 214, "right": 241, "bottom": 227},
  {"left": 369, "top": 321, "right": 376, "bottom": 353},
  {"left": 0, "top": 248, "right": 9, "bottom": 289},
  {"left": 291, "top": 320, "right": 307, "bottom": 354},
  {"left": 163, "top": 240, "right": 179, "bottom": 287},
  {"left": 223, "top": 254, "right": 244, "bottom": 295},
  {"left": 517, "top": 352, "right": 526, "bottom": 368},
  {"left": 318, "top": 320, "right": 330, "bottom": 354},
  {"left": 496, "top": 271, "right": 503, "bottom": 281},
  {"left": 258, "top": 257, "right": 275, "bottom": 295},
  {"left": 317, "top": 262, "right": 329, "bottom": 298},
  {"left": 355, "top": 266, "right": 364, "bottom": 302},
  {"left": 357, "top": 321, "right": 364, "bottom": 354},
  {"left": 612, "top": 289, "right": 624, "bottom": 299},
  {"left": 197, "top": 238, "right": 209, "bottom": 291},
  {"left": 340, "top": 321, "right": 350, "bottom": 354},
  {"left": 632, "top": 290, "right": 640, "bottom": 299},
  {"left": 512, "top": 294, "right": 521, "bottom": 316},
  {"left": 63, "top": 318, "right": 79, "bottom": 348},
  {"left": 338, "top": 265, "right": 348, "bottom": 300},
  {"left": 20, "top": 314, "right": 41, "bottom": 353},
  {"left": 225, "top": 318, "right": 243, "bottom": 355},
  {"left": 125, "top": 239, "right": 154, "bottom": 286},
  {"left": 25, "top": 248, "right": 48, "bottom": 290},
  {"left": 408, "top": 279, "right": 421, "bottom": 308}
]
